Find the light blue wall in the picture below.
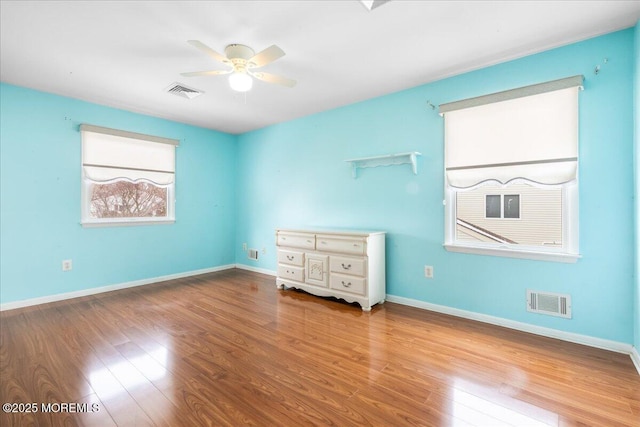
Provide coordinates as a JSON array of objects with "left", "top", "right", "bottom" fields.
[
  {"left": 0, "top": 83, "right": 237, "bottom": 304},
  {"left": 236, "top": 29, "right": 636, "bottom": 344}
]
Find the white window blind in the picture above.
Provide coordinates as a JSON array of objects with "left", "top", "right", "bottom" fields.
[
  {"left": 440, "top": 76, "right": 582, "bottom": 189},
  {"left": 80, "top": 124, "right": 178, "bottom": 186}
]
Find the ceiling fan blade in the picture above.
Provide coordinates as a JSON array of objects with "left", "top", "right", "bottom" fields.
[
  {"left": 248, "top": 45, "right": 285, "bottom": 68},
  {"left": 249, "top": 71, "right": 296, "bottom": 88},
  {"left": 181, "top": 69, "right": 232, "bottom": 77},
  {"left": 187, "top": 40, "right": 230, "bottom": 65}
]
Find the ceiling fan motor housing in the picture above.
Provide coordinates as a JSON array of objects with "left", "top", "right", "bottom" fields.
[
  {"left": 225, "top": 44, "right": 255, "bottom": 60},
  {"left": 225, "top": 44, "right": 255, "bottom": 73}
]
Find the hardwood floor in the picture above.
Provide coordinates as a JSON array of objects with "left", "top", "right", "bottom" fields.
[{"left": 1, "top": 269, "right": 638, "bottom": 426}]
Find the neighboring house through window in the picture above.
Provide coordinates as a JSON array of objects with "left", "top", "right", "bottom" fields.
[
  {"left": 440, "top": 76, "right": 582, "bottom": 262},
  {"left": 80, "top": 124, "right": 178, "bottom": 226}
]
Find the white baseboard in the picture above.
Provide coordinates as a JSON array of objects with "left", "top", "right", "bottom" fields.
[
  {"left": 235, "top": 263, "right": 277, "bottom": 276},
  {"left": 386, "top": 294, "right": 636, "bottom": 363},
  {"left": 631, "top": 346, "right": 640, "bottom": 376},
  {"left": 0, "top": 264, "right": 236, "bottom": 311}
]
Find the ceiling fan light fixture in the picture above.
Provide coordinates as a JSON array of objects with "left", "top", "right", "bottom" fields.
[
  {"left": 183, "top": 41, "right": 294, "bottom": 91},
  {"left": 229, "top": 72, "right": 253, "bottom": 92}
]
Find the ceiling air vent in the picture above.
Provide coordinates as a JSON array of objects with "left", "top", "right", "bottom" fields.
[{"left": 165, "top": 82, "right": 203, "bottom": 99}]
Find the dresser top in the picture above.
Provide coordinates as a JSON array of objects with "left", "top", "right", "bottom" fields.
[{"left": 276, "top": 228, "right": 385, "bottom": 237}]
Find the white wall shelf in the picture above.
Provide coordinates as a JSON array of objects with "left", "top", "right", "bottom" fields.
[{"left": 345, "top": 152, "right": 422, "bottom": 178}]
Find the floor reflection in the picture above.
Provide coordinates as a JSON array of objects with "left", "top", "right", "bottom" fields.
[
  {"left": 452, "top": 379, "right": 558, "bottom": 426},
  {"left": 89, "top": 345, "right": 168, "bottom": 400}
]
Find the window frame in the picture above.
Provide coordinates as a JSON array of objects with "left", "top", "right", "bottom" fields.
[
  {"left": 81, "top": 179, "right": 176, "bottom": 228},
  {"left": 79, "top": 125, "right": 177, "bottom": 228},
  {"left": 444, "top": 181, "right": 579, "bottom": 263}
]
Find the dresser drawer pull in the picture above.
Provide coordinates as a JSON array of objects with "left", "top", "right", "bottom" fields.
[
  {"left": 341, "top": 263, "right": 352, "bottom": 270},
  {"left": 307, "top": 239, "right": 313, "bottom": 243},
  {"left": 287, "top": 255, "right": 295, "bottom": 261},
  {"left": 341, "top": 281, "right": 352, "bottom": 288},
  {"left": 353, "top": 244, "right": 359, "bottom": 247},
  {"left": 320, "top": 241, "right": 327, "bottom": 245}
]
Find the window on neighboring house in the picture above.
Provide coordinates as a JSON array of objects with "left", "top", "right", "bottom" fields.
[
  {"left": 503, "top": 195, "right": 520, "bottom": 219},
  {"left": 484, "top": 194, "right": 520, "bottom": 219},
  {"left": 440, "top": 76, "right": 582, "bottom": 262},
  {"left": 80, "top": 124, "right": 178, "bottom": 227},
  {"left": 485, "top": 195, "right": 501, "bottom": 218}
]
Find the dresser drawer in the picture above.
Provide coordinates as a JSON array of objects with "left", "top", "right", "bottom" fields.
[
  {"left": 316, "top": 235, "right": 366, "bottom": 255},
  {"left": 277, "top": 249, "right": 304, "bottom": 266},
  {"left": 330, "top": 273, "right": 366, "bottom": 295},
  {"left": 278, "top": 265, "right": 304, "bottom": 282},
  {"left": 277, "top": 232, "right": 315, "bottom": 250},
  {"left": 330, "top": 256, "right": 366, "bottom": 276}
]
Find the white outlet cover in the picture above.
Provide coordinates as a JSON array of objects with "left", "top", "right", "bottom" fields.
[{"left": 424, "top": 265, "right": 434, "bottom": 278}]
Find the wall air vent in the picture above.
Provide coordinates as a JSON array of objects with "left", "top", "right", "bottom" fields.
[
  {"left": 248, "top": 249, "right": 259, "bottom": 261},
  {"left": 165, "top": 82, "right": 203, "bottom": 99},
  {"left": 527, "top": 290, "right": 571, "bottom": 319}
]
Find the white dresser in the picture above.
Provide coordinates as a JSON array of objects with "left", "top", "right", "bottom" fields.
[{"left": 275, "top": 229, "right": 386, "bottom": 311}]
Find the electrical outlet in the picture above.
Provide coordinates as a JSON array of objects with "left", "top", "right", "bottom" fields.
[
  {"left": 242, "top": 243, "right": 247, "bottom": 251},
  {"left": 424, "top": 265, "right": 434, "bottom": 279},
  {"left": 262, "top": 247, "right": 267, "bottom": 254},
  {"left": 62, "top": 259, "right": 73, "bottom": 272}
]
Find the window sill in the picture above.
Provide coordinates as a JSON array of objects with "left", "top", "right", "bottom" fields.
[
  {"left": 81, "top": 219, "right": 175, "bottom": 228},
  {"left": 443, "top": 244, "right": 580, "bottom": 263}
]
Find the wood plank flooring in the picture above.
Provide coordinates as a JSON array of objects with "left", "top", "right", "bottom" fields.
[{"left": 1, "top": 269, "right": 638, "bottom": 426}]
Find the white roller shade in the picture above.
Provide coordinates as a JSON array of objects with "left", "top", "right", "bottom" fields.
[
  {"left": 81, "top": 125, "right": 177, "bottom": 185},
  {"left": 441, "top": 77, "right": 581, "bottom": 188}
]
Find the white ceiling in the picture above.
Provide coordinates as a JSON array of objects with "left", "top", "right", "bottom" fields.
[{"left": 1, "top": 1, "right": 639, "bottom": 134}]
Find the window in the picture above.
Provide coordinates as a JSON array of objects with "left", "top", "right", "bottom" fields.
[
  {"left": 484, "top": 194, "right": 520, "bottom": 219},
  {"left": 503, "top": 195, "right": 520, "bottom": 219},
  {"left": 485, "top": 195, "right": 501, "bottom": 218},
  {"left": 440, "top": 76, "right": 582, "bottom": 262},
  {"left": 80, "top": 124, "right": 178, "bottom": 226}
]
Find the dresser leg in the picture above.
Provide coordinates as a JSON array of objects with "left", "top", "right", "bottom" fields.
[{"left": 361, "top": 305, "right": 372, "bottom": 312}]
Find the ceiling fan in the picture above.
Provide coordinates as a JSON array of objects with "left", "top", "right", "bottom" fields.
[{"left": 181, "top": 40, "right": 296, "bottom": 92}]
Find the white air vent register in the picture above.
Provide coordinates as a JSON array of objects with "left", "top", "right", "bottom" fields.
[
  {"left": 165, "top": 82, "right": 203, "bottom": 99},
  {"left": 527, "top": 290, "right": 572, "bottom": 319}
]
